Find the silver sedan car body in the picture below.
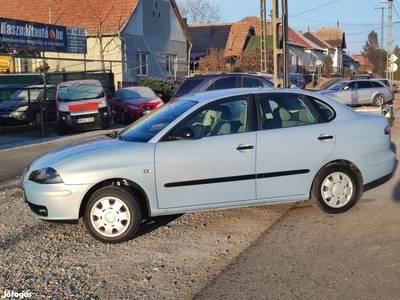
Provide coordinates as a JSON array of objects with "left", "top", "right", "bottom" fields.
[
  {"left": 21, "top": 88, "right": 396, "bottom": 243},
  {"left": 318, "top": 79, "right": 393, "bottom": 106}
]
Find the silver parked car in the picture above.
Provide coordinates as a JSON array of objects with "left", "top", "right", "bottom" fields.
[
  {"left": 21, "top": 88, "right": 396, "bottom": 243},
  {"left": 318, "top": 79, "right": 393, "bottom": 106}
]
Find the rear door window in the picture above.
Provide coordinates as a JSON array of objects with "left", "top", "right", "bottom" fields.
[
  {"left": 242, "top": 76, "right": 270, "bottom": 88},
  {"left": 358, "top": 81, "right": 373, "bottom": 89},
  {"left": 175, "top": 78, "right": 205, "bottom": 95},
  {"left": 205, "top": 77, "right": 237, "bottom": 91}
]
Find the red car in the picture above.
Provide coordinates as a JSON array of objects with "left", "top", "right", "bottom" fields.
[{"left": 109, "top": 86, "right": 164, "bottom": 124}]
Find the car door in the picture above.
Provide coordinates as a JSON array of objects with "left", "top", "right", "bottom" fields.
[
  {"left": 356, "top": 81, "right": 374, "bottom": 105},
  {"left": 109, "top": 90, "right": 122, "bottom": 118},
  {"left": 255, "top": 93, "right": 336, "bottom": 200},
  {"left": 155, "top": 95, "right": 256, "bottom": 209},
  {"left": 339, "top": 81, "right": 358, "bottom": 105},
  {"left": 44, "top": 87, "right": 57, "bottom": 121}
]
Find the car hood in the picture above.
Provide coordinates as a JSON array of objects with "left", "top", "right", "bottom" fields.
[
  {"left": 125, "top": 97, "right": 161, "bottom": 105},
  {"left": 0, "top": 100, "right": 25, "bottom": 109},
  {"left": 29, "top": 136, "right": 121, "bottom": 170}
]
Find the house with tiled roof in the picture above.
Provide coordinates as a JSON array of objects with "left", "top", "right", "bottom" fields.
[
  {"left": 187, "top": 20, "right": 254, "bottom": 70},
  {"left": 0, "top": 0, "right": 191, "bottom": 85},
  {"left": 305, "top": 27, "right": 346, "bottom": 76},
  {"left": 352, "top": 54, "right": 373, "bottom": 74},
  {"left": 287, "top": 29, "right": 325, "bottom": 73},
  {"left": 242, "top": 17, "right": 325, "bottom": 74}
]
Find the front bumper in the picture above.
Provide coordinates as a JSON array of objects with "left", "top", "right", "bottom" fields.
[
  {"left": 21, "top": 173, "right": 90, "bottom": 221},
  {"left": 58, "top": 107, "right": 110, "bottom": 130}
]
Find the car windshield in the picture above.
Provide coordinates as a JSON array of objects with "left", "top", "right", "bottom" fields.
[
  {"left": 116, "top": 100, "right": 197, "bottom": 142},
  {"left": 326, "top": 82, "right": 347, "bottom": 91},
  {"left": 11, "top": 89, "right": 42, "bottom": 102},
  {"left": 123, "top": 88, "right": 156, "bottom": 99},
  {"left": 58, "top": 84, "right": 104, "bottom": 102}
]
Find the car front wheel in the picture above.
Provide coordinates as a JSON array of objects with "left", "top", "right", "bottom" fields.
[
  {"left": 84, "top": 186, "right": 142, "bottom": 243},
  {"left": 32, "top": 111, "right": 42, "bottom": 124},
  {"left": 310, "top": 165, "right": 359, "bottom": 214}
]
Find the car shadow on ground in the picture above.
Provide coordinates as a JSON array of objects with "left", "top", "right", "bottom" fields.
[{"left": 134, "top": 214, "right": 183, "bottom": 238}]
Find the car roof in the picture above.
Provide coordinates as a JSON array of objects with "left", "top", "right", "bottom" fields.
[
  {"left": 177, "top": 87, "right": 330, "bottom": 106},
  {"left": 58, "top": 79, "right": 101, "bottom": 86},
  {"left": 27, "top": 84, "right": 57, "bottom": 88}
]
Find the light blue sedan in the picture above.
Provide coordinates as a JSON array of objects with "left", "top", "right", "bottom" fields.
[{"left": 21, "top": 88, "right": 396, "bottom": 243}]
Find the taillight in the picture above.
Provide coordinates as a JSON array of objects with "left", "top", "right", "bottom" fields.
[{"left": 384, "top": 124, "right": 391, "bottom": 135}]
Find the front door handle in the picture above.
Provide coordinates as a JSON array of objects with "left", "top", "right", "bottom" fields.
[{"left": 236, "top": 144, "right": 254, "bottom": 151}]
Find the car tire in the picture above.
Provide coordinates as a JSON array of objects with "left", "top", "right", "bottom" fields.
[
  {"left": 54, "top": 120, "right": 65, "bottom": 136},
  {"left": 84, "top": 186, "right": 142, "bottom": 243},
  {"left": 373, "top": 94, "right": 385, "bottom": 106},
  {"left": 121, "top": 112, "right": 127, "bottom": 125},
  {"left": 310, "top": 164, "right": 359, "bottom": 214},
  {"left": 32, "top": 111, "right": 42, "bottom": 124}
]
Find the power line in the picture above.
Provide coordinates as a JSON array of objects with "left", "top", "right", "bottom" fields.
[{"left": 289, "top": 0, "right": 339, "bottom": 18}]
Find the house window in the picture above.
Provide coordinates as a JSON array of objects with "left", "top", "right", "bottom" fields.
[
  {"left": 136, "top": 53, "right": 148, "bottom": 76},
  {"left": 166, "top": 55, "right": 176, "bottom": 76}
]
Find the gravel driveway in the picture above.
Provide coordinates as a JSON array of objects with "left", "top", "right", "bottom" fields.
[{"left": 0, "top": 176, "right": 292, "bottom": 299}]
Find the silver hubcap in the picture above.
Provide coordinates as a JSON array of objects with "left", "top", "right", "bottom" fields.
[
  {"left": 90, "top": 197, "right": 131, "bottom": 237},
  {"left": 321, "top": 172, "right": 353, "bottom": 208},
  {"left": 376, "top": 96, "right": 384, "bottom": 106}
]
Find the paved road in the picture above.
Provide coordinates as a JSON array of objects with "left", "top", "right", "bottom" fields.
[
  {"left": 0, "top": 126, "right": 121, "bottom": 183},
  {"left": 193, "top": 102, "right": 400, "bottom": 299}
]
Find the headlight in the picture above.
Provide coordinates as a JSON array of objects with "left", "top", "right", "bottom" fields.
[
  {"left": 128, "top": 105, "right": 140, "bottom": 110},
  {"left": 16, "top": 106, "right": 29, "bottom": 111},
  {"left": 58, "top": 104, "right": 70, "bottom": 112},
  {"left": 156, "top": 102, "right": 164, "bottom": 108},
  {"left": 29, "top": 167, "right": 63, "bottom": 184},
  {"left": 98, "top": 99, "right": 107, "bottom": 108}
]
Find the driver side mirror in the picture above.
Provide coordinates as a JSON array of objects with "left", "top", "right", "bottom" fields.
[{"left": 171, "top": 126, "right": 195, "bottom": 140}]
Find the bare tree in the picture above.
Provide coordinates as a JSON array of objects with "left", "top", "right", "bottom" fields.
[
  {"left": 176, "top": 0, "right": 222, "bottom": 24},
  {"left": 85, "top": 0, "right": 127, "bottom": 71},
  {"left": 234, "top": 48, "right": 274, "bottom": 73},
  {"left": 198, "top": 48, "right": 227, "bottom": 72}
]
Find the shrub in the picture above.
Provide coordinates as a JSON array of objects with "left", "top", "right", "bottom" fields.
[{"left": 138, "top": 77, "right": 178, "bottom": 102}]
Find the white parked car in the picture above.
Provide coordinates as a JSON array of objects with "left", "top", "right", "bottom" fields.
[
  {"left": 318, "top": 79, "right": 393, "bottom": 106},
  {"left": 21, "top": 88, "right": 396, "bottom": 243}
]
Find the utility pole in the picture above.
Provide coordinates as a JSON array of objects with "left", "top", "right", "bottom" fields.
[
  {"left": 385, "top": 0, "right": 394, "bottom": 81},
  {"left": 375, "top": 6, "right": 385, "bottom": 49},
  {"left": 271, "top": 0, "right": 289, "bottom": 88},
  {"left": 260, "top": 0, "right": 267, "bottom": 72}
]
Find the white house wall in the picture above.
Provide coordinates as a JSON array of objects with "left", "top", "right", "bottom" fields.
[
  {"left": 43, "top": 37, "right": 123, "bottom": 87},
  {"left": 121, "top": 0, "right": 188, "bottom": 82}
]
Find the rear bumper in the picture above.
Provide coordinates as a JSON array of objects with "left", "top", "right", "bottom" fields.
[{"left": 364, "top": 172, "right": 394, "bottom": 192}]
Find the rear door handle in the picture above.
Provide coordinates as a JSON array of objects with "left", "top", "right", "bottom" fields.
[{"left": 318, "top": 134, "right": 333, "bottom": 141}]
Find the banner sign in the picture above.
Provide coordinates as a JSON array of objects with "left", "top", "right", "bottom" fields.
[{"left": 0, "top": 17, "right": 87, "bottom": 54}]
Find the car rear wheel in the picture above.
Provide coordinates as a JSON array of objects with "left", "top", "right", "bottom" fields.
[
  {"left": 310, "top": 164, "right": 359, "bottom": 214},
  {"left": 373, "top": 94, "right": 385, "bottom": 106},
  {"left": 84, "top": 186, "right": 142, "bottom": 243}
]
